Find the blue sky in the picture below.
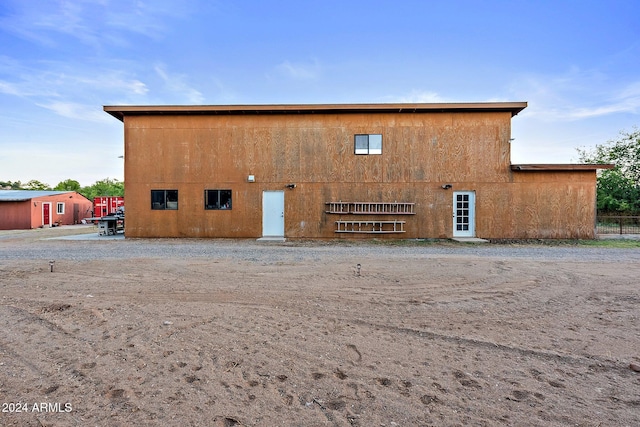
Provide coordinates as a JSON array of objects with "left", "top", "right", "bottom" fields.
[{"left": 1, "top": 0, "right": 639, "bottom": 187}]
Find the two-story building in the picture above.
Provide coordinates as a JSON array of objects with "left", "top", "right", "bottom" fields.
[{"left": 104, "top": 102, "right": 610, "bottom": 239}]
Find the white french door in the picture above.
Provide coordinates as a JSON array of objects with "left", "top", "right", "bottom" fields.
[{"left": 453, "top": 191, "right": 475, "bottom": 237}]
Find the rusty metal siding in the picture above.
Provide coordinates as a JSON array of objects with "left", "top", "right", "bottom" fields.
[
  {"left": 122, "top": 111, "right": 597, "bottom": 239},
  {"left": 451, "top": 171, "right": 597, "bottom": 239}
]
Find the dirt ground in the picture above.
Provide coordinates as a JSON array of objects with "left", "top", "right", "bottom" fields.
[{"left": 0, "top": 227, "right": 639, "bottom": 426}]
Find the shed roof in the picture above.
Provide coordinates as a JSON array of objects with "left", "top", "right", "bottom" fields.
[
  {"left": 104, "top": 102, "right": 528, "bottom": 122},
  {"left": 0, "top": 190, "right": 72, "bottom": 202},
  {"left": 511, "top": 164, "right": 615, "bottom": 171}
]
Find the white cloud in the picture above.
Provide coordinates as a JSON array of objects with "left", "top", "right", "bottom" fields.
[
  {"left": 0, "top": 0, "right": 185, "bottom": 48},
  {"left": 508, "top": 70, "right": 640, "bottom": 164},
  {"left": 104, "top": 1, "right": 173, "bottom": 40},
  {"left": 113, "top": 78, "right": 149, "bottom": 96},
  {"left": 0, "top": 0, "right": 101, "bottom": 47},
  {"left": 154, "top": 64, "right": 204, "bottom": 104},
  {"left": 0, "top": 57, "right": 150, "bottom": 111},
  {"left": 566, "top": 102, "right": 637, "bottom": 119},
  {"left": 509, "top": 68, "right": 640, "bottom": 122},
  {"left": 382, "top": 90, "right": 516, "bottom": 105},
  {"left": 76, "top": 72, "right": 149, "bottom": 97},
  {"left": 275, "top": 60, "right": 321, "bottom": 80},
  {"left": 36, "top": 101, "right": 111, "bottom": 122},
  {"left": 0, "top": 81, "right": 22, "bottom": 96},
  {"left": 387, "top": 90, "right": 449, "bottom": 103}
]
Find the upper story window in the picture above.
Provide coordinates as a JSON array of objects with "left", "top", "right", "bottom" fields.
[
  {"left": 355, "top": 134, "right": 382, "bottom": 155},
  {"left": 151, "top": 190, "right": 178, "bottom": 210},
  {"left": 205, "top": 189, "right": 232, "bottom": 210},
  {"left": 56, "top": 202, "right": 65, "bottom": 214}
]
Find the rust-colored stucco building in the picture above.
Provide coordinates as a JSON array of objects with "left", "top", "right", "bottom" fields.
[
  {"left": 104, "top": 102, "right": 610, "bottom": 240},
  {"left": 0, "top": 190, "right": 93, "bottom": 230}
]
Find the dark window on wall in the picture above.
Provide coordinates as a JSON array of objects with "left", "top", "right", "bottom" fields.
[
  {"left": 205, "top": 189, "right": 232, "bottom": 210},
  {"left": 56, "top": 202, "right": 65, "bottom": 214},
  {"left": 151, "top": 190, "right": 178, "bottom": 210},
  {"left": 354, "top": 134, "right": 382, "bottom": 155}
]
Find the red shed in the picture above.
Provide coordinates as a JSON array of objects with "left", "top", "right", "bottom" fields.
[{"left": 0, "top": 190, "right": 93, "bottom": 230}]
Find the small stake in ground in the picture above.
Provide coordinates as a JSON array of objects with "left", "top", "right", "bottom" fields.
[
  {"left": 356, "top": 263, "right": 361, "bottom": 276},
  {"left": 49, "top": 260, "right": 55, "bottom": 272}
]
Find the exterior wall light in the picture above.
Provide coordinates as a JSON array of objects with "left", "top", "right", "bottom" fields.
[{"left": 441, "top": 184, "right": 452, "bottom": 189}]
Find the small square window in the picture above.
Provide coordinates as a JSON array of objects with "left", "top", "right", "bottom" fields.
[
  {"left": 151, "top": 190, "right": 178, "bottom": 210},
  {"left": 354, "top": 134, "right": 382, "bottom": 155},
  {"left": 56, "top": 202, "right": 65, "bottom": 214},
  {"left": 205, "top": 189, "right": 232, "bottom": 210}
]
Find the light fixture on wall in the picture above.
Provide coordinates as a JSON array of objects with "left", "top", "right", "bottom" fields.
[
  {"left": 441, "top": 184, "right": 452, "bottom": 190},
  {"left": 247, "top": 175, "right": 255, "bottom": 182},
  {"left": 285, "top": 183, "right": 296, "bottom": 189}
]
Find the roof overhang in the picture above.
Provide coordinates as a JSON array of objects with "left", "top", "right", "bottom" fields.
[
  {"left": 0, "top": 190, "right": 72, "bottom": 202},
  {"left": 511, "top": 164, "right": 615, "bottom": 171},
  {"left": 104, "top": 102, "right": 528, "bottom": 122}
]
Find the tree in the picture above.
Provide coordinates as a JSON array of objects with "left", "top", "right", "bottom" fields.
[
  {"left": 0, "top": 180, "right": 22, "bottom": 189},
  {"left": 577, "top": 127, "right": 640, "bottom": 214},
  {"left": 79, "top": 178, "right": 124, "bottom": 200},
  {"left": 0, "top": 178, "right": 125, "bottom": 198},
  {"left": 54, "top": 179, "right": 81, "bottom": 192},
  {"left": 23, "top": 180, "right": 51, "bottom": 190}
]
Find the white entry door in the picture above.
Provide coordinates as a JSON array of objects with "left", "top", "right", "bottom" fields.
[
  {"left": 262, "top": 191, "right": 285, "bottom": 237},
  {"left": 453, "top": 191, "right": 475, "bottom": 237}
]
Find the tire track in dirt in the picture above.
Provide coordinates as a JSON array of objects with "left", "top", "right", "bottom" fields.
[
  {"left": 0, "top": 305, "right": 75, "bottom": 379},
  {"left": 345, "top": 318, "right": 628, "bottom": 372},
  {"left": 0, "top": 303, "right": 164, "bottom": 425}
]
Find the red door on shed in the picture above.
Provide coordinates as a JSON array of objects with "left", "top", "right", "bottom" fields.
[{"left": 43, "top": 203, "right": 50, "bottom": 226}]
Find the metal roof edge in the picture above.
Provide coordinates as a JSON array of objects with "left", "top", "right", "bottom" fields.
[
  {"left": 104, "top": 102, "right": 528, "bottom": 122},
  {"left": 0, "top": 190, "right": 75, "bottom": 201},
  {"left": 511, "top": 164, "right": 615, "bottom": 171}
]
